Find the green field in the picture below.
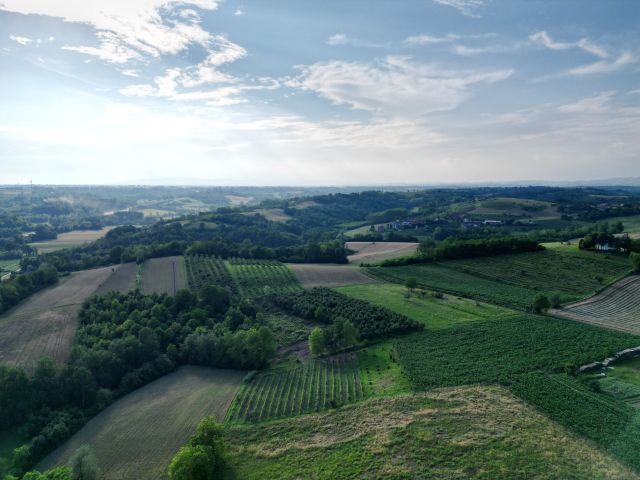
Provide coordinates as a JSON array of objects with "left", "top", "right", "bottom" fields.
[
  {"left": 38, "top": 366, "right": 243, "bottom": 480},
  {"left": 228, "top": 353, "right": 364, "bottom": 423},
  {"left": 224, "top": 385, "right": 638, "bottom": 480},
  {"left": 336, "top": 283, "right": 514, "bottom": 329},
  {"left": 227, "top": 258, "right": 301, "bottom": 297},
  {"left": 357, "top": 341, "right": 411, "bottom": 397},
  {"left": 369, "top": 249, "right": 631, "bottom": 309},
  {"left": 394, "top": 315, "right": 640, "bottom": 390},
  {"left": 266, "top": 313, "right": 312, "bottom": 348}
]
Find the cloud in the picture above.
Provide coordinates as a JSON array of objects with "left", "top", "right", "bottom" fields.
[
  {"left": 9, "top": 35, "right": 32, "bottom": 46},
  {"left": 62, "top": 31, "right": 142, "bottom": 64},
  {"left": 1, "top": 0, "right": 221, "bottom": 62},
  {"left": 121, "top": 69, "right": 140, "bottom": 77},
  {"left": 432, "top": 0, "right": 489, "bottom": 18},
  {"left": 566, "top": 52, "right": 635, "bottom": 76},
  {"left": 289, "top": 56, "right": 513, "bottom": 116},
  {"left": 234, "top": 7, "right": 245, "bottom": 16},
  {"left": 327, "top": 34, "right": 348, "bottom": 46},
  {"left": 404, "top": 32, "right": 495, "bottom": 45},
  {"left": 120, "top": 35, "right": 246, "bottom": 97},
  {"left": 529, "top": 31, "right": 608, "bottom": 58},
  {"left": 558, "top": 91, "right": 615, "bottom": 113},
  {"left": 326, "top": 33, "right": 388, "bottom": 49}
]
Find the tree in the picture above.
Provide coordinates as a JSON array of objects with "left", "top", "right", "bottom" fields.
[
  {"left": 168, "top": 417, "right": 226, "bottom": 480},
  {"left": 631, "top": 252, "right": 640, "bottom": 273},
  {"left": 69, "top": 446, "right": 98, "bottom": 480},
  {"left": 340, "top": 320, "right": 359, "bottom": 347},
  {"left": 404, "top": 277, "right": 418, "bottom": 293},
  {"left": 168, "top": 446, "right": 215, "bottom": 480},
  {"left": 532, "top": 294, "right": 551, "bottom": 313},
  {"left": 550, "top": 294, "right": 562, "bottom": 309},
  {"left": 309, "top": 328, "right": 325, "bottom": 355}
]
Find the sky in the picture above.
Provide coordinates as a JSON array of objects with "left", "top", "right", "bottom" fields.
[{"left": 0, "top": 0, "right": 639, "bottom": 186}]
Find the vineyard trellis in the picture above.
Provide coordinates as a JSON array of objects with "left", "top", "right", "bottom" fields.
[
  {"left": 226, "top": 258, "right": 302, "bottom": 298},
  {"left": 228, "top": 353, "right": 364, "bottom": 423}
]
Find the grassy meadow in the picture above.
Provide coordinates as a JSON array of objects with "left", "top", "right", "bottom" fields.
[
  {"left": 336, "top": 283, "right": 514, "bottom": 329},
  {"left": 224, "top": 385, "right": 639, "bottom": 480}
]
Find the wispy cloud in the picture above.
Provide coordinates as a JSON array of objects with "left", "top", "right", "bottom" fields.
[
  {"left": 529, "top": 31, "right": 608, "bottom": 58},
  {"left": 234, "top": 7, "right": 245, "bottom": 16},
  {"left": 558, "top": 91, "right": 615, "bottom": 113},
  {"left": 288, "top": 55, "right": 513, "bottom": 116},
  {"left": 9, "top": 35, "right": 32, "bottom": 46},
  {"left": 1, "top": 0, "right": 221, "bottom": 62},
  {"left": 326, "top": 33, "right": 388, "bottom": 49},
  {"left": 432, "top": 0, "right": 489, "bottom": 18},
  {"left": 566, "top": 52, "right": 635, "bottom": 76},
  {"left": 404, "top": 32, "right": 495, "bottom": 45}
]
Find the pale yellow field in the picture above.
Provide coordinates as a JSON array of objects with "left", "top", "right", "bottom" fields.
[
  {"left": 0, "top": 266, "right": 114, "bottom": 369},
  {"left": 38, "top": 366, "right": 244, "bottom": 480},
  {"left": 29, "top": 226, "right": 115, "bottom": 253}
]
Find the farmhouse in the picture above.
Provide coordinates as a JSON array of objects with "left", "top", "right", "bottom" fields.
[{"left": 483, "top": 219, "right": 503, "bottom": 226}]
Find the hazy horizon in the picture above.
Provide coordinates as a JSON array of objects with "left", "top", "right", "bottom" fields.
[{"left": 1, "top": 0, "right": 639, "bottom": 185}]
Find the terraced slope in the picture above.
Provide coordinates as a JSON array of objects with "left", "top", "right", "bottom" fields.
[{"left": 553, "top": 275, "right": 640, "bottom": 334}]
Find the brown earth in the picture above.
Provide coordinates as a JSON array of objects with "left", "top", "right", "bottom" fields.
[
  {"left": 287, "top": 263, "right": 378, "bottom": 288},
  {"left": 346, "top": 241, "right": 418, "bottom": 265},
  {"left": 141, "top": 256, "right": 186, "bottom": 295},
  {"left": 0, "top": 266, "right": 114, "bottom": 370}
]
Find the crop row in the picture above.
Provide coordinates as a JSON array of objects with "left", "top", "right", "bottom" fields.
[
  {"left": 185, "top": 255, "right": 237, "bottom": 294},
  {"left": 566, "top": 277, "right": 640, "bottom": 321},
  {"left": 442, "top": 250, "right": 629, "bottom": 298},
  {"left": 271, "top": 287, "right": 422, "bottom": 339},
  {"left": 229, "top": 353, "right": 364, "bottom": 422},
  {"left": 369, "top": 264, "right": 536, "bottom": 310}
]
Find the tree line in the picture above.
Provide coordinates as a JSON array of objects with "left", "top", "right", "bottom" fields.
[{"left": 380, "top": 237, "right": 544, "bottom": 267}]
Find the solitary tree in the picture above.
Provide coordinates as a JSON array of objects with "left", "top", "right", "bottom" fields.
[
  {"left": 309, "top": 328, "right": 325, "bottom": 355},
  {"left": 532, "top": 294, "right": 551, "bottom": 314},
  {"left": 404, "top": 277, "right": 418, "bottom": 293}
]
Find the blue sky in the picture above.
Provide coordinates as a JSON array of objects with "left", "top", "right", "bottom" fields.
[{"left": 0, "top": 0, "right": 638, "bottom": 185}]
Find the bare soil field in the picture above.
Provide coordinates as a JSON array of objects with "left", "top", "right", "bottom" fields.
[
  {"left": 0, "top": 267, "right": 114, "bottom": 369},
  {"left": 38, "top": 366, "right": 244, "bottom": 480},
  {"left": 552, "top": 275, "right": 640, "bottom": 335},
  {"left": 287, "top": 263, "right": 378, "bottom": 288},
  {"left": 346, "top": 241, "right": 418, "bottom": 264},
  {"left": 141, "top": 256, "right": 186, "bottom": 295},
  {"left": 29, "top": 227, "right": 115, "bottom": 254},
  {"left": 94, "top": 263, "right": 138, "bottom": 295}
]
